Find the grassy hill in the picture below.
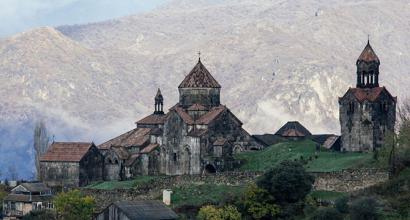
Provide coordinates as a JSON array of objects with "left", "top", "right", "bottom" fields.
[{"left": 235, "top": 140, "right": 375, "bottom": 172}]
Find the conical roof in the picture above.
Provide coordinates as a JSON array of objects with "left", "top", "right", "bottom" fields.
[
  {"left": 155, "top": 88, "right": 163, "bottom": 100},
  {"left": 357, "top": 41, "right": 379, "bottom": 63},
  {"left": 178, "top": 59, "right": 221, "bottom": 88},
  {"left": 275, "top": 121, "right": 312, "bottom": 137}
]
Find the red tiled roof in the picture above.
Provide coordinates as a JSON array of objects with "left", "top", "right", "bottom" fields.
[
  {"left": 347, "top": 87, "right": 396, "bottom": 103},
  {"left": 188, "top": 104, "right": 207, "bottom": 111},
  {"left": 40, "top": 142, "right": 94, "bottom": 162},
  {"left": 136, "top": 113, "right": 167, "bottom": 125},
  {"left": 125, "top": 153, "right": 141, "bottom": 166},
  {"left": 140, "top": 143, "right": 159, "bottom": 154},
  {"left": 98, "top": 128, "right": 151, "bottom": 150},
  {"left": 358, "top": 42, "right": 379, "bottom": 62},
  {"left": 275, "top": 121, "right": 312, "bottom": 137},
  {"left": 213, "top": 138, "right": 227, "bottom": 146},
  {"left": 178, "top": 60, "right": 221, "bottom": 88},
  {"left": 173, "top": 106, "right": 195, "bottom": 124},
  {"left": 196, "top": 105, "right": 226, "bottom": 124},
  {"left": 111, "top": 146, "right": 130, "bottom": 160}
]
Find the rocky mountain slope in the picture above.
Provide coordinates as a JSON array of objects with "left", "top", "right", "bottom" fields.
[{"left": 1, "top": 0, "right": 409, "bottom": 178}]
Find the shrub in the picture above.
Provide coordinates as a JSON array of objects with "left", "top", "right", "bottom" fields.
[
  {"left": 240, "top": 184, "right": 280, "bottom": 219},
  {"left": 335, "top": 196, "right": 349, "bottom": 214},
  {"left": 22, "top": 210, "right": 56, "bottom": 220},
  {"left": 197, "top": 205, "right": 241, "bottom": 220},
  {"left": 350, "top": 196, "right": 380, "bottom": 220},
  {"left": 310, "top": 207, "right": 343, "bottom": 220},
  {"left": 257, "top": 160, "right": 315, "bottom": 204}
]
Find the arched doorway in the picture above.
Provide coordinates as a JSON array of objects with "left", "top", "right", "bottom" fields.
[
  {"left": 204, "top": 164, "right": 216, "bottom": 174},
  {"left": 181, "top": 147, "right": 191, "bottom": 175}
]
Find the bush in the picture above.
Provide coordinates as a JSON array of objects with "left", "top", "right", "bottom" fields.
[
  {"left": 335, "top": 196, "right": 349, "bottom": 214},
  {"left": 54, "top": 190, "right": 95, "bottom": 220},
  {"left": 197, "top": 205, "right": 241, "bottom": 220},
  {"left": 22, "top": 210, "right": 56, "bottom": 220},
  {"left": 240, "top": 184, "right": 280, "bottom": 219},
  {"left": 310, "top": 207, "right": 343, "bottom": 220},
  {"left": 257, "top": 160, "right": 315, "bottom": 204},
  {"left": 350, "top": 197, "right": 380, "bottom": 220}
]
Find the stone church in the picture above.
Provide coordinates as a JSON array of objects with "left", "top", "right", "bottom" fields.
[
  {"left": 339, "top": 41, "right": 397, "bottom": 152},
  {"left": 98, "top": 58, "right": 262, "bottom": 179}
]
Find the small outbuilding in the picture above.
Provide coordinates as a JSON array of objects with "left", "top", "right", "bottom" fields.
[
  {"left": 39, "top": 142, "right": 104, "bottom": 187},
  {"left": 2, "top": 182, "right": 54, "bottom": 219},
  {"left": 95, "top": 200, "right": 178, "bottom": 220},
  {"left": 275, "top": 121, "right": 312, "bottom": 140}
]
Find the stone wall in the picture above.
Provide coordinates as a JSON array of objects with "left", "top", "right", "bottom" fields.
[
  {"left": 82, "top": 169, "right": 389, "bottom": 211},
  {"left": 312, "top": 168, "right": 389, "bottom": 192}
]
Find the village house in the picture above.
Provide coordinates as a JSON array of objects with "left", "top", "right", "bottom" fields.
[
  {"left": 339, "top": 41, "right": 397, "bottom": 152},
  {"left": 94, "top": 200, "right": 178, "bottom": 220},
  {"left": 98, "top": 58, "right": 263, "bottom": 180},
  {"left": 39, "top": 142, "right": 104, "bottom": 187},
  {"left": 2, "top": 182, "right": 53, "bottom": 220}
]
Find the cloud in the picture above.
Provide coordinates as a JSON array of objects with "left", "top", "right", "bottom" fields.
[{"left": 0, "top": 0, "right": 166, "bottom": 37}]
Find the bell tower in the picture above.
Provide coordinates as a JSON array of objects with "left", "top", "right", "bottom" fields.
[
  {"left": 154, "top": 88, "right": 164, "bottom": 115},
  {"left": 356, "top": 40, "right": 380, "bottom": 88}
]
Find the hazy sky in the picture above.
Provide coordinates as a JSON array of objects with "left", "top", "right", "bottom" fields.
[{"left": 0, "top": 0, "right": 167, "bottom": 38}]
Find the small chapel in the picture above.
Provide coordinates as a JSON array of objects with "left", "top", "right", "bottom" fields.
[
  {"left": 339, "top": 41, "right": 397, "bottom": 152},
  {"left": 98, "top": 58, "right": 262, "bottom": 180}
]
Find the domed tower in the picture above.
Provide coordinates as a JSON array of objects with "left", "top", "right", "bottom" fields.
[
  {"left": 356, "top": 40, "right": 380, "bottom": 88},
  {"left": 339, "top": 41, "right": 396, "bottom": 152},
  {"left": 178, "top": 58, "right": 221, "bottom": 109}
]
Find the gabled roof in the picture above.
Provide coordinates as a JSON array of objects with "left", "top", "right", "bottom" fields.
[
  {"left": 110, "top": 200, "right": 178, "bottom": 220},
  {"left": 111, "top": 146, "right": 130, "bottom": 160},
  {"left": 275, "top": 121, "right": 312, "bottom": 137},
  {"left": 136, "top": 113, "right": 167, "bottom": 125},
  {"left": 343, "top": 87, "right": 397, "bottom": 103},
  {"left": 40, "top": 142, "right": 94, "bottom": 162},
  {"left": 12, "top": 182, "right": 50, "bottom": 193},
  {"left": 4, "top": 194, "right": 53, "bottom": 203},
  {"left": 357, "top": 41, "right": 380, "bottom": 63},
  {"left": 172, "top": 105, "right": 195, "bottom": 124},
  {"left": 98, "top": 128, "right": 151, "bottom": 150},
  {"left": 196, "top": 105, "right": 226, "bottom": 125},
  {"left": 178, "top": 59, "right": 221, "bottom": 88},
  {"left": 213, "top": 138, "right": 228, "bottom": 146}
]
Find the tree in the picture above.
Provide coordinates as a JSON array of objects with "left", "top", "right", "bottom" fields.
[
  {"left": 54, "top": 190, "right": 95, "bottom": 220},
  {"left": 197, "top": 205, "right": 241, "bottom": 220},
  {"left": 8, "top": 164, "right": 18, "bottom": 180},
  {"left": 257, "top": 160, "right": 315, "bottom": 204},
  {"left": 350, "top": 197, "right": 380, "bottom": 220},
  {"left": 310, "top": 207, "right": 343, "bottom": 220},
  {"left": 34, "top": 120, "right": 50, "bottom": 180},
  {"left": 241, "top": 183, "right": 280, "bottom": 219}
]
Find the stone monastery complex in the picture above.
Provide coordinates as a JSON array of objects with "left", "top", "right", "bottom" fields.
[{"left": 39, "top": 41, "right": 396, "bottom": 187}]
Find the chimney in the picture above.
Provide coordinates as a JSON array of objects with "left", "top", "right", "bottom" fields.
[{"left": 162, "top": 189, "right": 173, "bottom": 205}]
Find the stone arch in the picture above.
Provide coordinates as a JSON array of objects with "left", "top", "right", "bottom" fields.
[
  {"left": 181, "top": 146, "right": 191, "bottom": 175},
  {"left": 204, "top": 164, "right": 216, "bottom": 174}
]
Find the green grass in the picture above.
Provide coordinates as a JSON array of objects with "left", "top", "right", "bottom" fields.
[
  {"left": 171, "top": 184, "right": 246, "bottom": 208},
  {"left": 235, "top": 140, "right": 374, "bottom": 172},
  {"left": 86, "top": 176, "right": 158, "bottom": 190}
]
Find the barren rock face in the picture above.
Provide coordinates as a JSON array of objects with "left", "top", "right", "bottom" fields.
[{"left": 0, "top": 0, "right": 409, "bottom": 178}]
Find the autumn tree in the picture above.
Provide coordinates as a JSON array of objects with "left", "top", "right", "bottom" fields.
[
  {"left": 240, "top": 183, "right": 280, "bottom": 219},
  {"left": 54, "top": 190, "right": 95, "bottom": 220},
  {"left": 197, "top": 205, "right": 241, "bottom": 220},
  {"left": 33, "top": 120, "right": 50, "bottom": 179}
]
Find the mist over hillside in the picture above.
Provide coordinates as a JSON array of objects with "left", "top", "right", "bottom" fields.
[{"left": 0, "top": 0, "right": 409, "bottom": 179}]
